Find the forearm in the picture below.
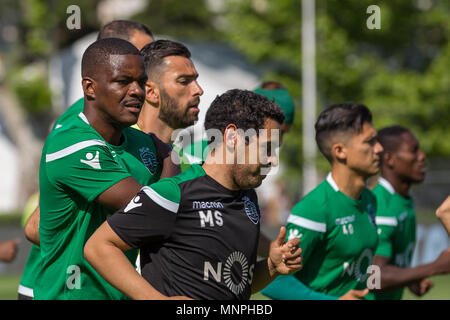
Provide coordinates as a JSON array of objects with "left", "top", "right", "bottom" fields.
[
  {"left": 251, "top": 258, "right": 278, "bottom": 294},
  {"left": 24, "top": 206, "right": 40, "bottom": 246},
  {"left": 84, "top": 238, "right": 165, "bottom": 300},
  {"left": 376, "top": 263, "right": 437, "bottom": 291},
  {"left": 160, "top": 151, "right": 181, "bottom": 179}
]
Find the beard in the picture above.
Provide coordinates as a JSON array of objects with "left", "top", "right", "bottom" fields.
[{"left": 158, "top": 88, "right": 198, "bottom": 129}]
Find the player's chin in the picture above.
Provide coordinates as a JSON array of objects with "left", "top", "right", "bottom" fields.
[{"left": 121, "top": 114, "right": 140, "bottom": 128}]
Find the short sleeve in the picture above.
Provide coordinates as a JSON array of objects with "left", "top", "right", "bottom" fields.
[
  {"left": 45, "top": 140, "right": 131, "bottom": 202},
  {"left": 285, "top": 199, "right": 327, "bottom": 264},
  {"left": 107, "top": 180, "right": 180, "bottom": 248},
  {"left": 374, "top": 215, "right": 397, "bottom": 259}
]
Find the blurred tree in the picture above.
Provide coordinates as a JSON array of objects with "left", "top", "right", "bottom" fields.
[
  {"left": 132, "top": 0, "right": 220, "bottom": 40},
  {"left": 219, "top": 0, "right": 450, "bottom": 193},
  {"left": 0, "top": 0, "right": 99, "bottom": 206}
]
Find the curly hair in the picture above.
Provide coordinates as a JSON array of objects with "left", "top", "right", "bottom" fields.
[{"left": 204, "top": 89, "right": 285, "bottom": 142}]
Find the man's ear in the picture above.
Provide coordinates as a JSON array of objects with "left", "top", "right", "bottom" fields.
[
  {"left": 224, "top": 124, "right": 238, "bottom": 149},
  {"left": 383, "top": 151, "right": 394, "bottom": 168},
  {"left": 145, "top": 80, "right": 160, "bottom": 105},
  {"left": 332, "top": 142, "right": 347, "bottom": 162},
  {"left": 82, "top": 77, "right": 96, "bottom": 100}
]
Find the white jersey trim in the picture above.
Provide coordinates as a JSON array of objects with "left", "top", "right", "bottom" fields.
[
  {"left": 376, "top": 216, "right": 398, "bottom": 227},
  {"left": 378, "top": 177, "right": 396, "bottom": 195},
  {"left": 142, "top": 186, "right": 179, "bottom": 214},
  {"left": 79, "top": 112, "right": 89, "bottom": 124},
  {"left": 326, "top": 172, "right": 339, "bottom": 192},
  {"left": 46, "top": 139, "right": 107, "bottom": 162},
  {"left": 287, "top": 214, "right": 326, "bottom": 233},
  {"left": 18, "top": 284, "right": 34, "bottom": 298}
]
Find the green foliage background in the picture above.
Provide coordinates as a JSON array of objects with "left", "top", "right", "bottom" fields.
[{"left": 1, "top": 0, "right": 449, "bottom": 183}]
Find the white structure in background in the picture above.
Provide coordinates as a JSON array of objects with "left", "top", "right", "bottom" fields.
[{"left": 0, "top": 125, "right": 19, "bottom": 212}]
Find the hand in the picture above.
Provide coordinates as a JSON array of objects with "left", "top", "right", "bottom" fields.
[
  {"left": 0, "top": 238, "right": 20, "bottom": 262},
  {"left": 339, "top": 289, "right": 369, "bottom": 300},
  {"left": 436, "top": 196, "right": 450, "bottom": 236},
  {"left": 432, "top": 247, "right": 450, "bottom": 274},
  {"left": 147, "top": 132, "right": 173, "bottom": 163},
  {"left": 267, "top": 227, "right": 302, "bottom": 277},
  {"left": 408, "top": 278, "right": 434, "bottom": 297}
]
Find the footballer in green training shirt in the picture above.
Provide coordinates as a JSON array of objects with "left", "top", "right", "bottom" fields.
[
  {"left": 30, "top": 38, "right": 166, "bottom": 300},
  {"left": 268, "top": 103, "right": 383, "bottom": 298},
  {"left": 19, "top": 20, "right": 155, "bottom": 300},
  {"left": 368, "top": 125, "right": 450, "bottom": 300}
]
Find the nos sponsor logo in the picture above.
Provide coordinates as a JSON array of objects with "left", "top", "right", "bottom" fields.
[{"left": 203, "top": 251, "right": 255, "bottom": 295}]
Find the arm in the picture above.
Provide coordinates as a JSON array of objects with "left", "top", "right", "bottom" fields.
[
  {"left": 95, "top": 176, "right": 143, "bottom": 211},
  {"left": 24, "top": 205, "right": 40, "bottom": 246},
  {"left": 251, "top": 227, "right": 302, "bottom": 294},
  {"left": 84, "top": 221, "right": 177, "bottom": 300},
  {"left": 24, "top": 176, "right": 141, "bottom": 247},
  {"left": 160, "top": 150, "right": 181, "bottom": 179},
  {"left": 436, "top": 196, "right": 450, "bottom": 236},
  {"left": 0, "top": 239, "right": 21, "bottom": 262},
  {"left": 148, "top": 133, "right": 181, "bottom": 179},
  {"left": 371, "top": 250, "right": 450, "bottom": 292}
]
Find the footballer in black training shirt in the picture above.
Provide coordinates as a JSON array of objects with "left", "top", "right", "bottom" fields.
[{"left": 85, "top": 89, "right": 302, "bottom": 300}]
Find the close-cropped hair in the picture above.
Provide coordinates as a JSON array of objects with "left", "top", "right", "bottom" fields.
[
  {"left": 204, "top": 89, "right": 285, "bottom": 144},
  {"left": 377, "top": 125, "right": 411, "bottom": 154},
  {"left": 315, "top": 103, "right": 373, "bottom": 162},
  {"left": 97, "top": 20, "right": 153, "bottom": 41},
  {"left": 140, "top": 40, "right": 191, "bottom": 80},
  {"left": 81, "top": 38, "right": 142, "bottom": 78}
]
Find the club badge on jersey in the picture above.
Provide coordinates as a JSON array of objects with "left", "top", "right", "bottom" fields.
[
  {"left": 243, "top": 196, "right": 259, "bottom": 224},
  {"left": 139, "top": 147, "right": 158, "bottom": 175}
]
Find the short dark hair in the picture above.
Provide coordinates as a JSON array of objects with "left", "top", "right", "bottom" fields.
[
  {"left": 97, "top": 20, "right": 153, "bottom": 41},
  {"left": 204, "top": 89, "right": 285, "bottom": 143},
  {"left": 377, "top": 125, "right": 411, "bottom": 153},
  {"left": 81, "top": 38, "right": 141, "bottom": 79},
  {"left": 140, "top": 40, "right": 191, "bottom": 81},
  {"left": 315, "top": 103, "right": 373, "bottom": 162}
]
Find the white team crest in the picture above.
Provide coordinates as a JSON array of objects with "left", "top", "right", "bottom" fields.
[
  {"left": 243, "top": 196, "right": 259, "bottom": 224},
  {"left": 139, "top": 147, "right": 158, "bottom": 175},
  {"left": 80, "top": 151, "right": 101, "bottom": 169},
  {"left": 124, "top": 195, "right": 142, "bottom": 213}
]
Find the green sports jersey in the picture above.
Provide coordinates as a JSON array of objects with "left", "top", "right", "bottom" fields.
[
  {"left": 369, "top": 177, "right": 416, "bottom": 300},
  {"left": 285, "top": 173, "right": 378, "bottom": 297},
  {"left": 19, "top": 99, "right": 84, "bottom": 298},
  {"left": 52, "top": 98, "right": 84, "bottom": 130},
  {"left": 35, "top": 112, "right": 162, "bottom": 300}
]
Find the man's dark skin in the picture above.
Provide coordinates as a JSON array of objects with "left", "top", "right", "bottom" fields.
[{"left": 372, "top": 130, "right": 450, "bottom": 296}]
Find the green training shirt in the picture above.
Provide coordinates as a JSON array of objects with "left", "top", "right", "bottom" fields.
[
  {"left": 285, "top": 173, "right": 378, "bottom": 297},
  {"left": 368, "top": 177, "right": 416, "bottom": 300},
  {"left": 19, "top": 99, "right": 83, "bottom": 298},
  {"left": 35, "top": 112, "right": 162, "bottom": 300}
]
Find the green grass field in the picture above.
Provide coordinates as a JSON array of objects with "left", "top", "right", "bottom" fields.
[{"left": 1, "top": 273, "right": 449, "bottom": 300}]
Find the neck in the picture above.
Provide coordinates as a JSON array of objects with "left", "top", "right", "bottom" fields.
[
  {"left": 83, "top": 104, "right": 123, "bottom": 145},
  {"left": 331, "top": 163, "right": 367, "bottom": 200},
  {"left": 381, "top": 169, "right": 410, "bottom": 197},
  {"left": 137, "top": 102, "right": 174, "bottom": 143},
  {"left": 202, "top": 151, "right": 239, "bottom": 190}
]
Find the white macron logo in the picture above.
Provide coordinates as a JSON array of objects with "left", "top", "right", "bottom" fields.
[
  {"left": 124, "top": 196, "right": 142, "bottom": 213},
  {"left": 80, "top": 151, "right": 101, "bottom": 169}
]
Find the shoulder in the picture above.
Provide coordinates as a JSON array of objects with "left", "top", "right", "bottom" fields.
[{"left": 291, "top": 180, "right": 330, "bottom": 216}]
